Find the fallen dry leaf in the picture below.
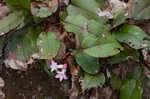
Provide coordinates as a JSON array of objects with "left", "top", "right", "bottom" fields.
[
  {"left": 127, "top": 0, "right": 134, "bottom": 17},
  {"left": 141, "top": 48, "right": 150, "bottom": 67},
  {"left": 0, "top": 77, "right": 4, "bottom": 88},
  {"left": 66, "top": 56, "right": 80, "bottom": 99},
  {"left": 69, "top": 76, "right": 79, "bottom": 99},
  {"left": 4, "top": 58, "right": 27, "bottom": 71},
  {"left": 0, "top": 77, "right": 5, "bottom": 99},
  {"left": 0, "top": 91, "right": 5, "bottom": 99},
  {"left": 0, "top": 6, "right": 10, "bottom": 19},
  {"left": 100, "top": 87, "right": 112, "bottom": 99},
  {"left": 90, "top": 88, "right": 99, "bottom": 99},
  {"left": 98, "top": 0, "right": 128, "bottom": 19},
  {"left": 109, "top": 0, "right": 127, "bottom": 13},
  {"left": 67, "top": 55, "right": 79, "bottom": 76},
  {"left": 4, "top": 52, "right": 28, "bottom": 71},
  {"left": 56, "top": 42, "right": 66, "bottom": 58},
  {"left": 31, "top": 0, "right": 58, "bottom": 18}
]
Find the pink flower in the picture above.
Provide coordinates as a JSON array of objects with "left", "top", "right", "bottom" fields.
[
  {"left": 57, "top": 64, "right": 64, "bottom": 68},
  {"left": 50, "top": 60, "right": 68, "bottom": 72},
  {"left": 57, "top": 64, "right": 67, "bottom": 69},
  {"left": 55, "top": 70, "right": 68, "bottom": 82},
  {"left": 63, "top": 64, "right": 67, "bottom": 69},
  {"left": 49, "top": 60, "right": 68, "bottom": 81},
  {"left": 50, "top": 60, "right": 58, "bottom": 72}
]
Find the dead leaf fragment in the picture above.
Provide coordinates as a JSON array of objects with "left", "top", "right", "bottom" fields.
[
  {"left": 0, "top": 77, "right": 4, "bottom": 88},
  {"left": 0, "top": 77, "right": 5, "bottom": 99},
  {"left": 31, "top": 0, "right": 58, "bottom": 18},
  {"left": 4, "top": 52, "right": 27, "bottom": 71},
  {"left": 32, "top": 53, "right": 40, "bottom": 59},
  {"left": 69, "top": 76, "right": 79, "bottom": 99},
  {"left": 90, "top": 88, "right": 99, "bottom": 99},
  {"left": 0, "top": 91, "right": 5, "bottom": 99},
  {"left": 141, "top": 48, "right": 150, "bottom": 67},
  {"left": 4, "top": 59, "right": 27, "bottom": 71},
  {"left": 100, "top": 87, "right": 112, "bottom": 99},
  {"left": 61, "top": 0, "right": 69, "bottom": 6},
  {"left": 0, "top": 6, "right": 10, "bottom": 19},
  {"left": 109, "top": 0, "right": 127, "bottom": 13},
  {"left": 98, "top": 0, "right": 127, "bottom": 19}
]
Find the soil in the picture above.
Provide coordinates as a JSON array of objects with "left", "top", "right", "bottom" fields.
[{"left": 0, "top": 63, "right": 69, "bottom": 99}]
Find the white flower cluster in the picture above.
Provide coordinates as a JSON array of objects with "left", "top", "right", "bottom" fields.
[{"left": 49, "top": 60, "right": 68, "bottom": 82}]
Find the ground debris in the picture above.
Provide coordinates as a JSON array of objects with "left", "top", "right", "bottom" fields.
[{"left": 0, "top": 77, "right": 5, "bottom": 99}]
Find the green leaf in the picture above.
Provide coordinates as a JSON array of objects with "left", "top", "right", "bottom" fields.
[
  {"left": 113, "top": 25, "right": 150, "bottom": 49},
  {"left": 67, "top": 5, "right": 95, "bottom": 20},
  {"left": 0, "top": 12, "right": 24, "bottom": 35},
  {"left": 4, "top": 26, "right": 39, "bottom": 70},
  {"left": 71, "top": 0, "right": 100, "bottom": 14},
  {"left": 60, "top": 10, "right": 68, "bottom": 20},
  {"left": 130, "top": 84, "right": 143, "bottom": 99},
  {"left": 95, "top": 0, "right": 105, "bottom": 4},
  {"left": 37, "top": 32, "right": 60, "bottom": 59},
  {"left": 31, "top": 6, "right": 57, "bottom": 18},
  {"left": 82, "top": 73, "right": 105, "bottom": 89},
  {"left": 67, "top": 2, "right": 106, "bottom": 24},
  {"left": 64, "top": 14, "right": 123, "bottom": 58},
  {"left": 113, "top": 9, "right": 128, "bottom": 27},
  {"left": 120, "top": 79, "right": 136, "bottom": 99},
  {"left": 131, "top": 0, "right": 150, "bottom": 19},
  {"left": 31, "top": 1, "right": 58, "bottom": 18},
  {"left": 64, "top": 14, "right": 89, "bottom": 35},
  {"left": 5, "top": 0, "right": 30, "bottom": 11},
  {"left": 120, "top": 79, "right": 143, "bottom": 99},
  {"left": 6, "top": 27, "right": 38, "bottom": 62},
  {"left": 33, "top": 17, "right": 44, "bottom": 24},
  {"left": 108, "top": 50, "right": 139, "bottom": 64},
  {"left": 75, "top": 52, "right": 100, "bottom": 74},
  {"left": 83, "top": 42, "right": 122, "bottom": 58}
]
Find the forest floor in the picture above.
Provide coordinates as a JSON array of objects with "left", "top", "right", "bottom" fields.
[
  {"left": 1, "top": 16, "right": 150, "bottom": 99},
  {"left": 1, "top": 1, "right": 150, "bottom": 99},
  {"left": 0, "top": 63, "right": 69, "bottom": 99}
]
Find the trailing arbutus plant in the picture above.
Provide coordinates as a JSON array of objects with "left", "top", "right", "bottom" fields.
[{"left": 0, "top": 0, "right": 150, "bottom": 98}]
